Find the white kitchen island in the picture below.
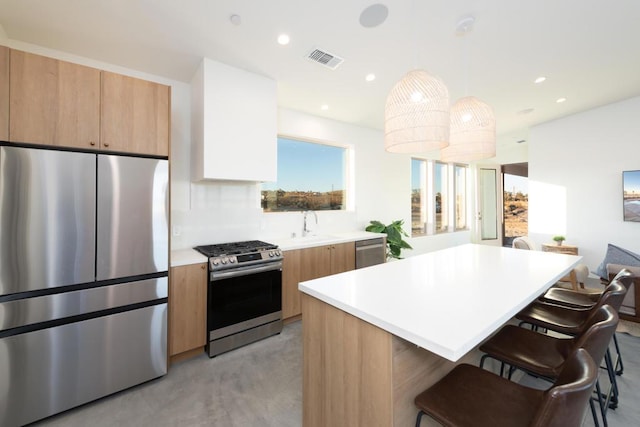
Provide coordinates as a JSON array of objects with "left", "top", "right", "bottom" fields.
[{"left": 298, "top": 243, "right": 582, "bottom": 426}]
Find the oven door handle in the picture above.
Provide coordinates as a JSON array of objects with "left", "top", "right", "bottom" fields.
[{"left": 210, "top": 262, "right": 283, "bottom": 281}]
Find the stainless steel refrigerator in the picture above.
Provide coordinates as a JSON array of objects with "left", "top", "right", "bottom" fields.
[{"left": 0, "top": 143, "right": 169, "bottom": 427}]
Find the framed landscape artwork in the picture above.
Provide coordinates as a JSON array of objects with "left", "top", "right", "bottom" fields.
[{"left": 623, "top": 170, "right": 640, "bottom": 222}]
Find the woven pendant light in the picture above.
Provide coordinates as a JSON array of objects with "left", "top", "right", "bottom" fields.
[
  {"left": 440, "top": 96, "right": 495, "bottom": 162},
  {"left": 384, "top": 69, "right": 450, "bottom": 153}
]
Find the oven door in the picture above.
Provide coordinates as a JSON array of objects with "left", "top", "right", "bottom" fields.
[{"left": 208, "top": 262, "right": 282, "bottom": 332}]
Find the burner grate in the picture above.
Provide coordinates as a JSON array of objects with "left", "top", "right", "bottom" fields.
[{"left": 194, "top": 240, "right": 277, "bottom": 257}]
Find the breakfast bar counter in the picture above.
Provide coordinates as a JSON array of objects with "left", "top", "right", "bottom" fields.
[{"left": 298, "top": 243, "right": 582, "bottom": 426}]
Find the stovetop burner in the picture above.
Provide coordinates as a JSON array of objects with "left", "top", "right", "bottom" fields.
[{"left": 194, "top": 240, "right": 278, "bottom": 257}]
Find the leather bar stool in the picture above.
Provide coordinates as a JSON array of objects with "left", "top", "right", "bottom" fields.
[
  {"left": 542, "top": 269, "right": 632, "bottom": 309},
  {"left": 414, "top": 348, "right": 597, "bottom": 427},
  {"left": 516, "top": 280, "right": 626, "bottom": 414},
  {"left": 516, "top": 279, "right": 625, "bottom": 336},
  {"left": 479, "top": 305, "right": 618, "bottom": 427},
  {"left": 541, "top": 269, "right": 632, "bottom": 375}
]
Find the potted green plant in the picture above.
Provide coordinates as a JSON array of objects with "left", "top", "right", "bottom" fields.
[
  {"left": 365, "top": 219, "right": 413, "bottom": 260},
  {"left": 552, "top": 235, "right": 566, "bottom": 246}
]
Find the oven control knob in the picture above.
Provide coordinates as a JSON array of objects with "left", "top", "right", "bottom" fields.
[
  {"left": 221, "top": 257, "right": 228, "bottom": 264},
  {"left": 230, "top": 257, "right": 236, "bottom": 263},
  {"left": 269, "top": 251, "right": 274, "bottom": 257},
  {"left": 212, "top": 259, "right": 219, "bottom": 266},
  {"left": 275, "top": 250, "right": 281, "bottom": 256}
]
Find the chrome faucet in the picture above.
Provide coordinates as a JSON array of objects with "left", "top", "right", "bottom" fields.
[{"left": 302, "top": 210, "right": 318, "bottom": 236}]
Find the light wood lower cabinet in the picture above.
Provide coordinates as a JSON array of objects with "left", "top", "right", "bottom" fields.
[
  {"left": 0, "top": 46, "right": 8, "bottom": 141},
  {"left": 302, "top": 294, "right": 477, "bottom": 426},
  {"left": 169, "top": 263, "right": 207, "bottom": 361},
  {"left": 282, "top": 241, "right": 355, "bottom": 319}
]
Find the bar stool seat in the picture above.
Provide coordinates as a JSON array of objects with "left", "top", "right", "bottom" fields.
[
  {"left": 414, "top": 349, "right": 597, "bottom": 427},
  {"left": 542, "top": 269, "right": 632, "bottom": 309},
  {"left": 517, "top": 280, "right": 626, "bottom": 336}
]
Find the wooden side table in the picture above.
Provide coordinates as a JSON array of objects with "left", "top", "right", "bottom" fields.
[
  {"left": 541, "top": 243, "right": 579, "bottom": 290},
  {"left": 541, "top": 243, "right": 579, "bottom": 255}
]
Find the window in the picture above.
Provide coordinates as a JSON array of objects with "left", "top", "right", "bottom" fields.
[
  {"left": 434, "top": 162, "right": 448, "bottom": 233},
  {"left": 411, "top": 159, "right": 469, "bottom": 236},
  {"left": 411, "top": 159, "right": 427, "bottom": 235},
  {"left": 262, "top": 136, "right": 348, "bottom": 212},
  {"left": 454, "top": 165, "right": 468, "bottom": 230}
]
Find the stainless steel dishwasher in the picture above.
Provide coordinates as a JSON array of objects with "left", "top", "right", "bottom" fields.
[{"left": 355, "top": 237, "right": 386, "bottom": 269}]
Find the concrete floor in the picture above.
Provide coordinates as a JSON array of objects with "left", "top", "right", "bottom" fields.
[
  {"left": 33, "top": 320, "right": 640, "bottom": 427},
  {"left": 35, "top": 321, "right": 302, "bottom": 427}
]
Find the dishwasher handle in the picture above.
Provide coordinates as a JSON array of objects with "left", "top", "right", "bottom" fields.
[{"left": 355, "top": 237, "right": 386, "bottom": 249}]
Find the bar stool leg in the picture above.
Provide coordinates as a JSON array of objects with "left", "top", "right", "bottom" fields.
[
  {"left": 594, "top": 379, "right": 609, "bottom": 427},
  {"left": 415, "top": 410, "right": 425, "bottom": 427},
  {"left": 604, "top": 349, "right": 619, "bottom": 408},
  {"left": 612, "top": 333, "right": 624, "bottom": 375}
]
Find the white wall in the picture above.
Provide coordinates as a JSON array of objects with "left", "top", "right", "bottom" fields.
[{"left": 529, "top": 96, "right": 640, "bottom": 269}]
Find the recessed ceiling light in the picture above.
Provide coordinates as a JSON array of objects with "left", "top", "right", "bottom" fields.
[
  {"left": 556, "top": 97, "right": 567, "bottom": 103},
  {"left": 365, "top": 73, "right": 376, "bottom": 82},
  {"left": 359, "top": 4, "right": 389, "bottom": 28},
  {"left": 534, "top": 76, "right": 546, "bottom": 84},
  {"left": 277, "top": 34, "right": 290, "bottom": 45},
  {"left": 229, "top": 14, "right": 241, "bottom": 26},
  {"left": 321, "top": 104, "right": 329, "bottom": 111}
]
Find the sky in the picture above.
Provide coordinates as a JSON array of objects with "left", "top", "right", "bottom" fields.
[
  {"left": 624, "top": 170, "right": 640, "bottom": 193},
  {"left": 504, "top": 173, "right": 528, "bottom": 195},
  {"left": 262, "top": 137, "right": 345, "bottom": 192}
]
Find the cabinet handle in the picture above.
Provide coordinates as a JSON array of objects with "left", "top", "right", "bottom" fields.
[
  {"left": 104, "top": 143, "right": 110, "bottom": 148},
  {"left": 201, "top": 265, "right": 206, "bottom": 270},
  {"left": 89, "top": 141, "right": 96, "bottom": 146}
]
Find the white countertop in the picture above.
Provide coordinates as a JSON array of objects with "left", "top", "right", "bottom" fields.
[
  {"left": 170, "top": 231, "right": 385, "bottom": 267},
  {"left": 271, "top": 231, "right": 386, "bottom": 251},
  {"left": 171, "top": 248, "right": 208, "bottom": 267},
  {"left": 299, "top": 243, "right": 582, "bottom": 362}
]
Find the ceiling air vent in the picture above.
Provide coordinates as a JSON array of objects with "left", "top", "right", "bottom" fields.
[{"left": 305, "top": 48, "right": 344, "bottom": 70}]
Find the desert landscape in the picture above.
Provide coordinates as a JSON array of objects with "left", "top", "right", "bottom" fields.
[{"left": 504, "top": 192, "right": 528, "bottom": 238}]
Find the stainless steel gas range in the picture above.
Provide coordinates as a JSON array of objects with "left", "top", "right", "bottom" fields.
[{"left": 194, "top": 240, "right": 283, "bottom": 357}]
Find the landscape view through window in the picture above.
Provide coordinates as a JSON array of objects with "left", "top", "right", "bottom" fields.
[
  {"left": 503, "top": 173, "right": 528, "bottom": 244},
  {"left": 262, "top": 137, "right": 346, "bottom": 212}
]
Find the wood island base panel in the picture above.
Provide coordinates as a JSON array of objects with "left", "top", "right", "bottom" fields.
[{"left": 301, "top": 294, "right": 476, "bottom": 427}]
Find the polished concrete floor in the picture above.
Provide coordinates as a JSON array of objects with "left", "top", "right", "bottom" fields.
[{"left": 34, "top": 320, "right": 640, "bottom": 427}]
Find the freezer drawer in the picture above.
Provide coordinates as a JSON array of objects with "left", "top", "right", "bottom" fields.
[
  {"left": 0, "top": 277, "right": 167, "bottom": 331},
  {"left": 0, "top": 303, "right": 167, "bottom": 427}
]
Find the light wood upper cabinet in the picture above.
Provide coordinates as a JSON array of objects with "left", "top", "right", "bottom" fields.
[
  {"left": 169, "top": 263, "right": 207, "bottom": 357},
  {"left": 9, "top": 50, "right": 101, "bottom": 148},
  {"left": 0, "top": 46, "right": 8, "bottom": 141},
  {"left": 282, "top": 242, "right": 356, "bottom": 319},
  {"left": 101, "top": 71, "right": 170, "bottom": 156}
]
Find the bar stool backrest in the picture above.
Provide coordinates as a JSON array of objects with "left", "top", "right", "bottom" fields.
[
  {"left": 582, "top": 280, "right": 626, "bottom": 329},
  {"left": 530, "top": 348, "right": 597, "bottom": 427},
  {"left": 570, "top": 304, "right": 618, "bottom": 370}
]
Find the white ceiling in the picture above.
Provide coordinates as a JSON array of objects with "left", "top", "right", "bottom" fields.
[{"left": 2, "top": 0, "right": 640, "bottom": 148}]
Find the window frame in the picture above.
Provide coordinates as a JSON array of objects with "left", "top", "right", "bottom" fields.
[{"left": 411, "top": 158, "right": 470, "bottom": 237}]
